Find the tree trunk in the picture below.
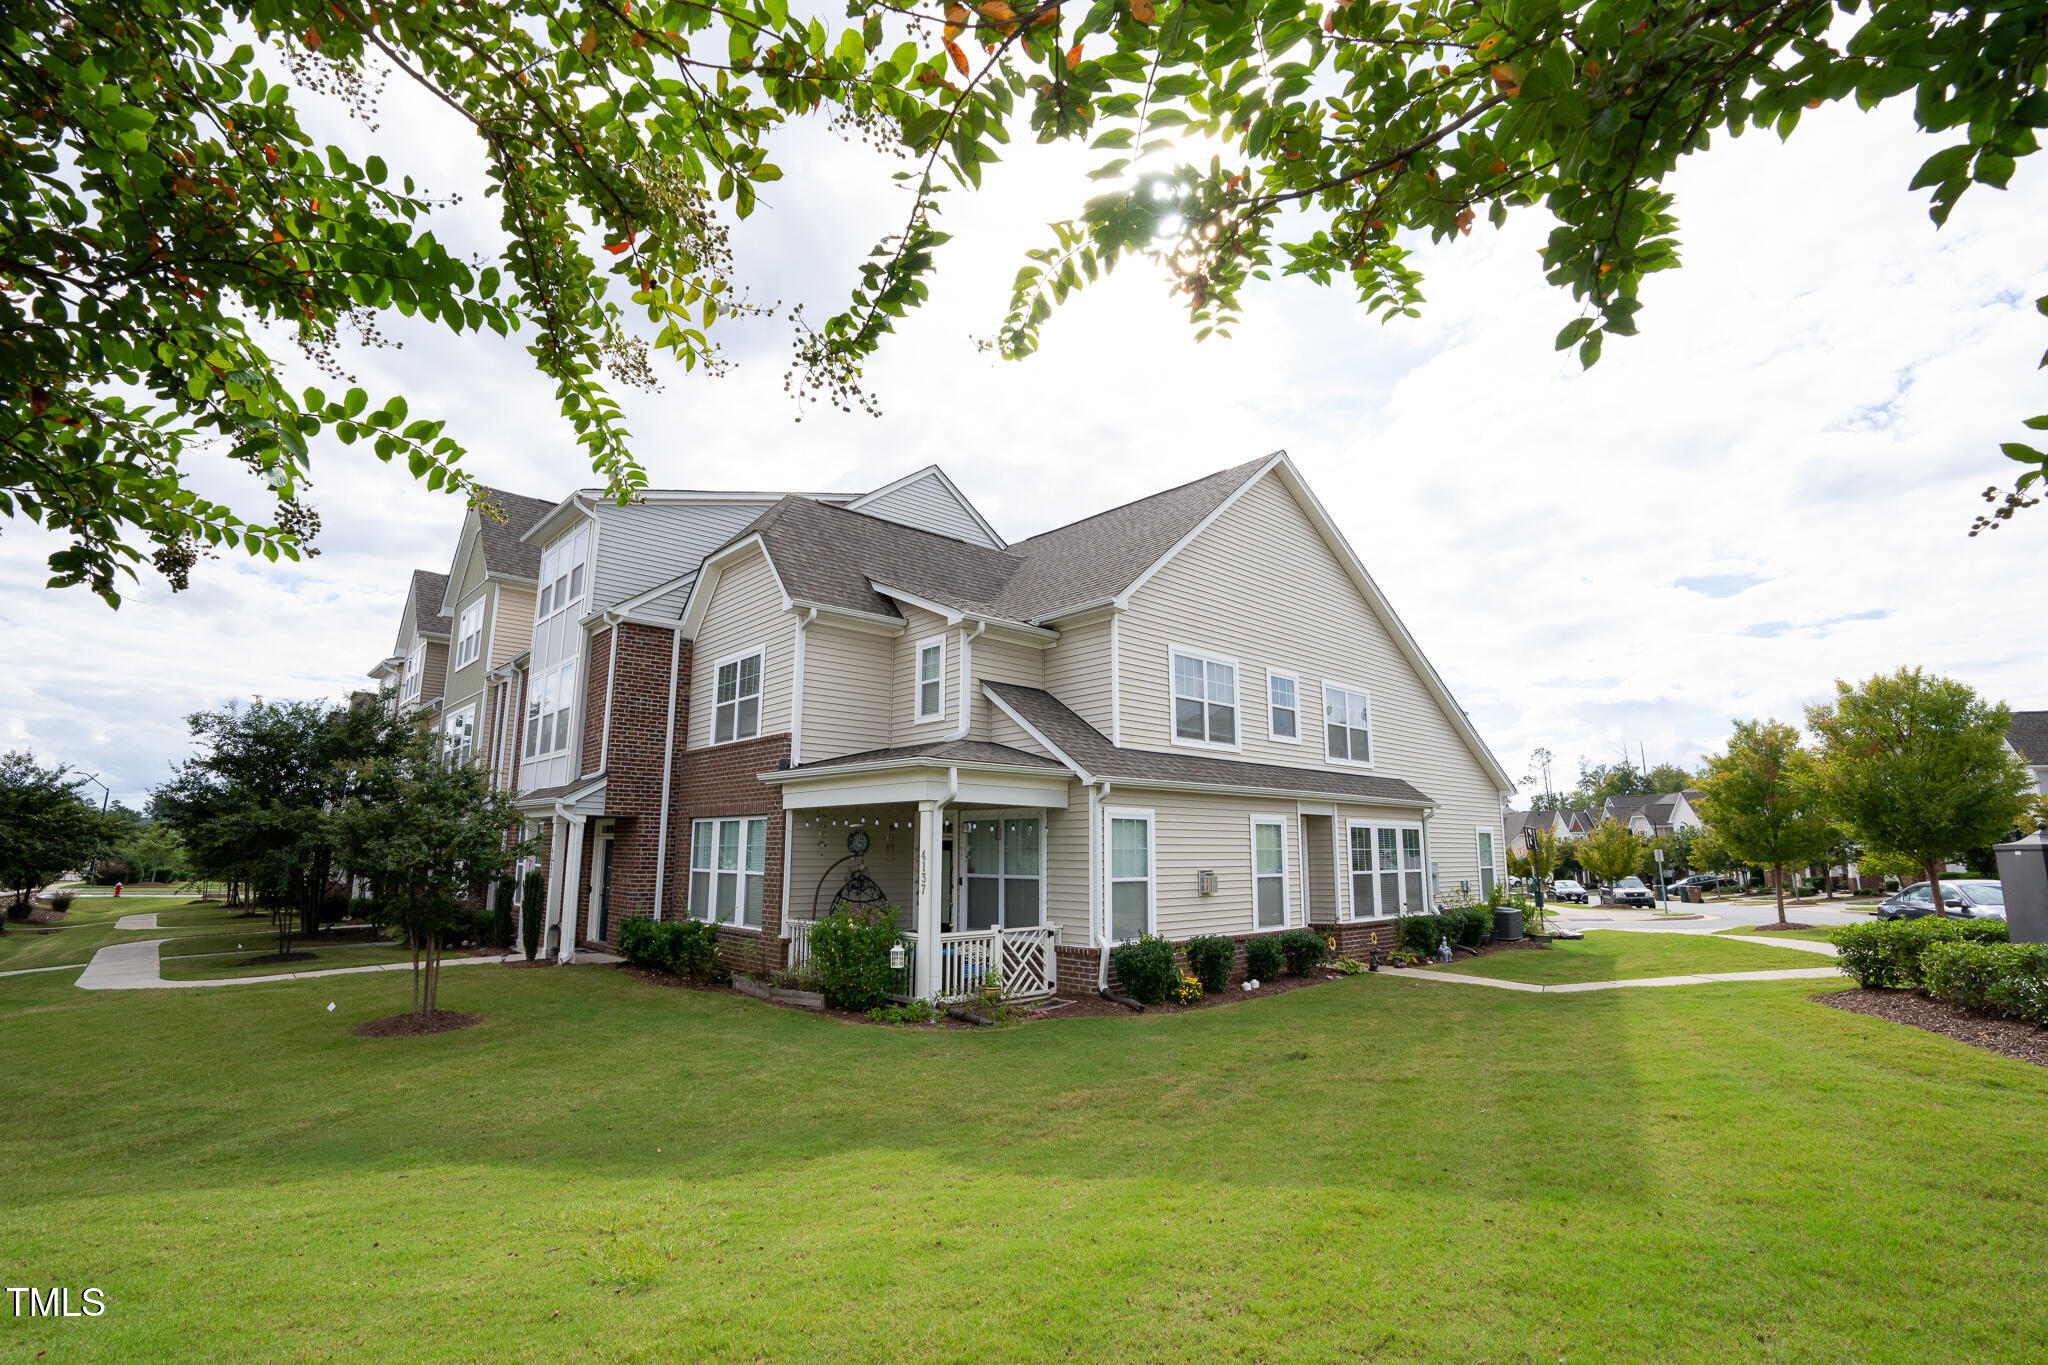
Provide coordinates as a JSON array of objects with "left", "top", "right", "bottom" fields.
[
  {"left": 410, "top": 924, "right": 422, "bottom": 1018},
  {"left": 1772, "top": 862, "right": 1787, "bottom": 926},
  {"left": 423, "top": 930, "right": 440, "bottom": 1016},
  {"left": 1926, "top": 859, "right": 1947, "bottom": 923}
]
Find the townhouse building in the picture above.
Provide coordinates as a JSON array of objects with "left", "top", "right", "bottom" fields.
[
  {"left": 369, "top": 569, "right": 453, "bottom": 721},
  {"left": 465, "top": 454, "right": 1510, "bottom": 999}
]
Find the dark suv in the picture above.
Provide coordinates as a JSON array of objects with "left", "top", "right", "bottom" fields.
[
  {"left": 1608, "top": 876, "right": 1657, "bottom": 908},
  {"left": 1669, "top": 873, "right": 1729, "bottom": 895}
]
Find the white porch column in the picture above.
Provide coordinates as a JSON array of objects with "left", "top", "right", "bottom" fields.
[
  {"left": 543, "top": 816, "right": 569, "bottom": 956},
  {"left": 913, "top": 798, "right": 941, "bottom": 999},
  {"left": 557, "top": 813, "right": 588, "bottom": 963}
]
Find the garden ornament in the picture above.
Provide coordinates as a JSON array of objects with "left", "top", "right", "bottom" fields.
[{"left": 1437, "top": 936, "right": 1453, "bottom": 963}]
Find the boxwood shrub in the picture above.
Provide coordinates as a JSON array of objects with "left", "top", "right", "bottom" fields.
[
  {"left": 617, "top": 916, "right": 721, "bottom": 981},
  {"left": 809, "top": 907, "right": 903, "bottom": 1010},
  {"left": 1921, "top": 940, "right": 2048, "bottom": 1015},
  {"left": 1277, "top": 928, "right": 1329, "bottom": 975},
  {"left": 1829, "top": 917, "right": 2008, "bottom": 989},
  {"left": 1396, "top": 913, "right": 1450, "bottom": 958},
  {"left": 1111, "top": 934, "right": 1180, "bottom": 1005},
  {"left": 1243, "top": 934, "right": 1284, "bottom": 982},
  {"left": 1182, "top": 934, "right": 1236, "bottom": 994}
]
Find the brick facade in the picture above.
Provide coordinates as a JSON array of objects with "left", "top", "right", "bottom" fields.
[
  {"left": 581, "top": 625, "right": 612, "bottom": 778},
  {"left": 672, "top": 731, "right": 790, "bottom": 970}
]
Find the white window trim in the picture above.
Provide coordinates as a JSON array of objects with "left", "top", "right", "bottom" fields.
[
  {"left": 445, "top": 703, "right": 477, "bottom": 765},
  {"left": 912, "top": 635, "right": 947, "bottom": 724},
  {"left": 535, "top": 525, "right": 590, "bottom": 625},
  {"left": 1345, "top": 818, "right": 1427, "bottom": 920},
  {"left": 1322, "top": 679, "right": 1376, "bottom": 769},
  {"left": 688, "top": 815, "right": 768, "bottom": 931},
  {"left": 709, "top": 645, "right": 766, "bottom": 747},
  {"left": 1248, "top": 814, "right": 1290, "bottom": 933},
  {"left": 455, "top": 599, "right": 485, "bottom": 669},
  {"left": 1104, "top": 806, "right": 1156, "bottom": 943},
  {"left": 1167, "top": 643, "right": 1242, "bottom": 753},
  {"left": 1265, "top": 667, "right": 1301, "bottom": 745},
  {"left": 402, "top": 641, "right": 426, "bottom": 703},
  {"left": 1476, "top": 826, "right": 1500, "bottom": 899}
]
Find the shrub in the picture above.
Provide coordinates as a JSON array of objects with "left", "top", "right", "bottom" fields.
[
  {"left": 488, "top": 878, "right": 515, "bottom": 949},
  {"left": 1830, "top": 917, "right": 2009, "bottom": 989},
  {"left": 1171, "top": 974, "right": 1203, "bottom": 1005},
  {"left": 1183, "top": 934, "right": 1236, "bottom": 994},
  {"left": 520, "top": 869, "right": 545, "bottom": 960},
  {"left": 48, "top": 892, "right": 74, "bottom": 913},
  {"left": 1243, "top": 935, "right": 1284, "bottom": 983},
  {"left": 1277, "top": 928, "right": 1329, "bottom": 975},
  {"left": 1396, "top": 913, "right": 1450, "bottom": 958},
  {"left": 617, "top": 914, "right": 657, "bottom": 965},
  {"left": 1111, "top": 934, "right": 1180, "bottom": 1005},
  {"left": 810, "top": 907, "right": 904, "bottom": 1011},
  {"left": 1922, "top": 941, "right": 2048, "bottom": 1014},
  {"left": 867, "top": 999, "right": 939, "bottom": 1025},
  {"left": 1987, "top": 966, "right": 2048, "bottom": 1027},
  {"left": 617, "top": 917, "right": 720, "bottom": 980}
]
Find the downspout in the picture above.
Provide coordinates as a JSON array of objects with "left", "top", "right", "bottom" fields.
[
  {"left": 792, "top": 607, "right": 815, "bottom": 762},
  {"left": 652, "top": 623, "right": 682, "bottom": 920},
  {"left": 954, "top": 621, "right": 985, "bottom": 740},
  {"left": 1093, "top": 780, "right": 1113, "bottom": 991}
]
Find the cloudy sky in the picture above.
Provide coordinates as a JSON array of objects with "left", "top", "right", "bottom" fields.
[{"left": 5, "top": 44, "right": 2044, "bottom": 809}]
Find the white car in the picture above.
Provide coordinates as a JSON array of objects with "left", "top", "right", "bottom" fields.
[{"left": 1549, "top": 879, "right": 1588, "bottom": 903}]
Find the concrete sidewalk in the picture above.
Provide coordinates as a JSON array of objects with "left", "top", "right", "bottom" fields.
[
  {"left": 114, "top": 912, "right": 159, "bottom": 930},
  {"left": 1386, "top": 964, "right": 1841, "bottom": 994},
  {"left": 76, "top": 938, "right": 509, "bottom": 991}
]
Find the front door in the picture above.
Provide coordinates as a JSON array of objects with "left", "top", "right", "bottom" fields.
[{"left": 592, "top": 837, "right": 613, "bottom": 942}]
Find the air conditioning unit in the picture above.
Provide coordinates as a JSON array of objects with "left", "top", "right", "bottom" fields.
[{"left": 1197, "top": 870, "right": 1218, "bottom": 896}]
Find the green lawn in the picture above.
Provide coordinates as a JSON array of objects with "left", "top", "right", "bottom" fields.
[
  {"left": 157, "top": 942, "right": 417, "bottom": 981},
  {"left": 3, "top": 956, "right": 2044, "bottom": 1362},
  {"left": 1713, "top": 926, "right": 1839, "bottom": 943},
  {"left": 1428, "top": 930, "right": 1825, "bottom": 984},
  {"left": 0, "top": 897, "right": 236, "bottom": 972}
]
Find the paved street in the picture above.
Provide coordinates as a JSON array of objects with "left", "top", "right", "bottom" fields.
[{"left": 1542, "top": 894, "right": 1880, "bottom": 936}]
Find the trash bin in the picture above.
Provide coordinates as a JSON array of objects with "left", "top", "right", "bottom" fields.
[
  {"left": 1493, "top": 907, "right": 1524, "bottom": 942},
  {"left": 1687, "top": 887, "right": 1703, "bottom": 905}
]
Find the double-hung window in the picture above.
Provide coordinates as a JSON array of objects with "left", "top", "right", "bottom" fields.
[
  {"left": 1171, "top": 649, "right": 1237, "bottom": 746},
  {"left": 1324, "top": 684, "right": 1373, "bottom": 764},
  {"left": 914, "top": 638, "right": 945, "bottom": 723},
  {"left": 524, "top": 663, "right": 576, "bottom": 756},
  {"left": 445, "top": 705, "right": 476, "bottom": 765},
  {"left": 962, "top": 816, "right": 1041, "bottom": 929},
  {"left": 1355, "top": 824, "right": 1426, "bottom": 917},
  {"left": 535, "top": 525, "right": 589, "bottom": 622},
  {"left": 690, "top": 817, "right": 766, "bottom": 928},
  {"left": 713, "top": 649, "right": 763, "bottom": 744},
  {"left": 548, "top": 663, "right": 575, "bottom": 754},
  {"left": 1251, "top": 818, "right": 1288, "bottom": 929},
  {"left": 455, "top": 600, "right": 484, "bottom": 668},
  {"left": 1107, "top": 811, "right": 1153, "bottom": 941},
  {"left": 1267, "top": 671, "right": 1299, "bottom": 742},
  {"left": 1477, "top": 831, "right": 1497, "bottom": 900},
  {"left": 401, "top": 641, "right": 426, "bottom": 703}
]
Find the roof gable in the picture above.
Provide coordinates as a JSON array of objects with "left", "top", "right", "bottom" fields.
[
  {"left": 845, "top": 466, "right": 1006, "bottom": 549},
  {"left": 395, "top": 569, "right": 451, "bottom": 654}
]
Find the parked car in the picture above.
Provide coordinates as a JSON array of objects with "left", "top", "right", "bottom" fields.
[
  {"left": 1549, "top": 879, "right": 1589, "bottom": 904},
  {"left": 1669, "top": 873, "right": 1729, "bottom": 895},
  {"left": 1608, "top": 876, "right": 1657, "bottom": 908},
  {"left": 1874, "top": 880, "right": 2006, "bottom": 921}
]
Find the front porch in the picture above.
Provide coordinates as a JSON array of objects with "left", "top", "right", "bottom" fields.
[{"left": 764, "top": 749, "right": 1076, "bottom": 1003}]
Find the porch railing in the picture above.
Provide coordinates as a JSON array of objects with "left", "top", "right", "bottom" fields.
[{"left": 785, "top": 918, "right": 1057, "bottom": 1001}]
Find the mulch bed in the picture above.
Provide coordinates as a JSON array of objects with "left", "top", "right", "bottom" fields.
[
  {"left": 1743, "top": 921, "right": 1822, "bottom": 932},
  {"left": 237, "top": 951, "right": 319, "bottom": 967},
  {"left": 351, "top": 1010, "right": 482, "bottom": 1038},
  {"left": 1816, "top": 988, "right": 2048, "bottom": 1069},
  {"left": 502, "top": 956, "right": 556, "bottom": 969}
]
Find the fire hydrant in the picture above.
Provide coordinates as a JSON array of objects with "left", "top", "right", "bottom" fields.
[{"left": 113, "top": 883, "right": 123, "bottom": 898}]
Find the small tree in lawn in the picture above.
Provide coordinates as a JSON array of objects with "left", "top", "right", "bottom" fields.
[
  {"left": 332, "top": 733, "right": 530, "bottom": 1022},
  {"left": 0, "top": 752, "right": 104, "bottom": 923},
  {"left": 1695, "top": 720, "right": 1838, "bottom": 927},
  {"left": 1577, "top": 819, "right": 1645, "bottom": 894},
  {"left": 1805, "top": 670, "right": 2034, "bottom": 921}
]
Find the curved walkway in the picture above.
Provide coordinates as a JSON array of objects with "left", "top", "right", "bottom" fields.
[
  {"left": 1386, "top": 964, "right": 1841, "bottom": 994},
  {"left": 114, "top": 912, "right": 159, "bottom": 930}
]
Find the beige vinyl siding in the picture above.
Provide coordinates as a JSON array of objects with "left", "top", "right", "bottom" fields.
[
  {"left": 988, "top": 710, "right": 1057, "bottom": 761},
  {"left": 490, "top": 584, "right": 536, "bottom": 667},
  {"left": 889, "top": 606, "right": 960, "bottom": 744},
  {"left": 1043, "top": 790, "right": 1089, "bottom": 938},
  {"left": 1042, "top": 612, "right": 1113, "bottom": 735},
  {"left": 416, "top": 639, "right": 449, "bottom": 709},
  {"left": 689, "top": 545, "right": 796, "bottom": 749},
  {"left": 788, "top": 805, "right": 919, "bottom": 923},
  {"left": 966, "top": 634, "right": 1045, "bottom": 741},
  {"left": 848, "top": 471, "right": 1000, "bottom": 548},
  {"left": 1116, "top": 470, "right": 1504, "bottom": 899},
  {"left": 801, "top": 622, "right": 895, "bottom": 763},
  {"left": 1304, "top": 815, "right": 1336, "bottom": 923},
  {"left": 1118, "top": 789, "right": 1305, "bottom": 940}
]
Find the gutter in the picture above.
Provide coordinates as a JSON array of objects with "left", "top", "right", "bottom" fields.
[
  {"left": 953, "top": 621, "right": 985, "bottom": 741},
  {"left": 653, "top": 623, "right": 682, "bottom": 920}
]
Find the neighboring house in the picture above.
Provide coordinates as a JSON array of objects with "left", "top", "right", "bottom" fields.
[
  {"left": 432, "top": 487, "right": 555, "bottom": 777},
  {"left": 508, "top": 451, "right": 1513, "bottom": 1002},
  {"left": 1603, "top": 789, "right": 1703, "bottom": 838},
  {"left": 369, "top": 569, "right": 452, "bottom": 721},
  {"left": 2009, "top": 711, "right": 2048, "bottom": 796},
  {"left": 1502, "top": 808, "right": 1567, "bottom": 855}
]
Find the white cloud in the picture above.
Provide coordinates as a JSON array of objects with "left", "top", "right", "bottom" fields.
[{"left": 4, "top": 69, "right": 2044, "bottom": 806}]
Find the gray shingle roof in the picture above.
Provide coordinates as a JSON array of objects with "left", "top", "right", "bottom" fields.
[
  {"left": 2011, "top": 711, "right": 2048, "bottom": 765},
  {"left": 786, "top": 739, "right": 1066, "bottom": 774},
  {"left": 985, "top": 682, "right": 1434, "bottom": 806},
  {"left": 473, "top": 488, "right": 557, "bottom": 581},
  {"left": 411, "top": 569, "right": 451, "bottom": 639},
  {"left": 719, "top": 454, "right": 1277, "bottom": 626}
]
